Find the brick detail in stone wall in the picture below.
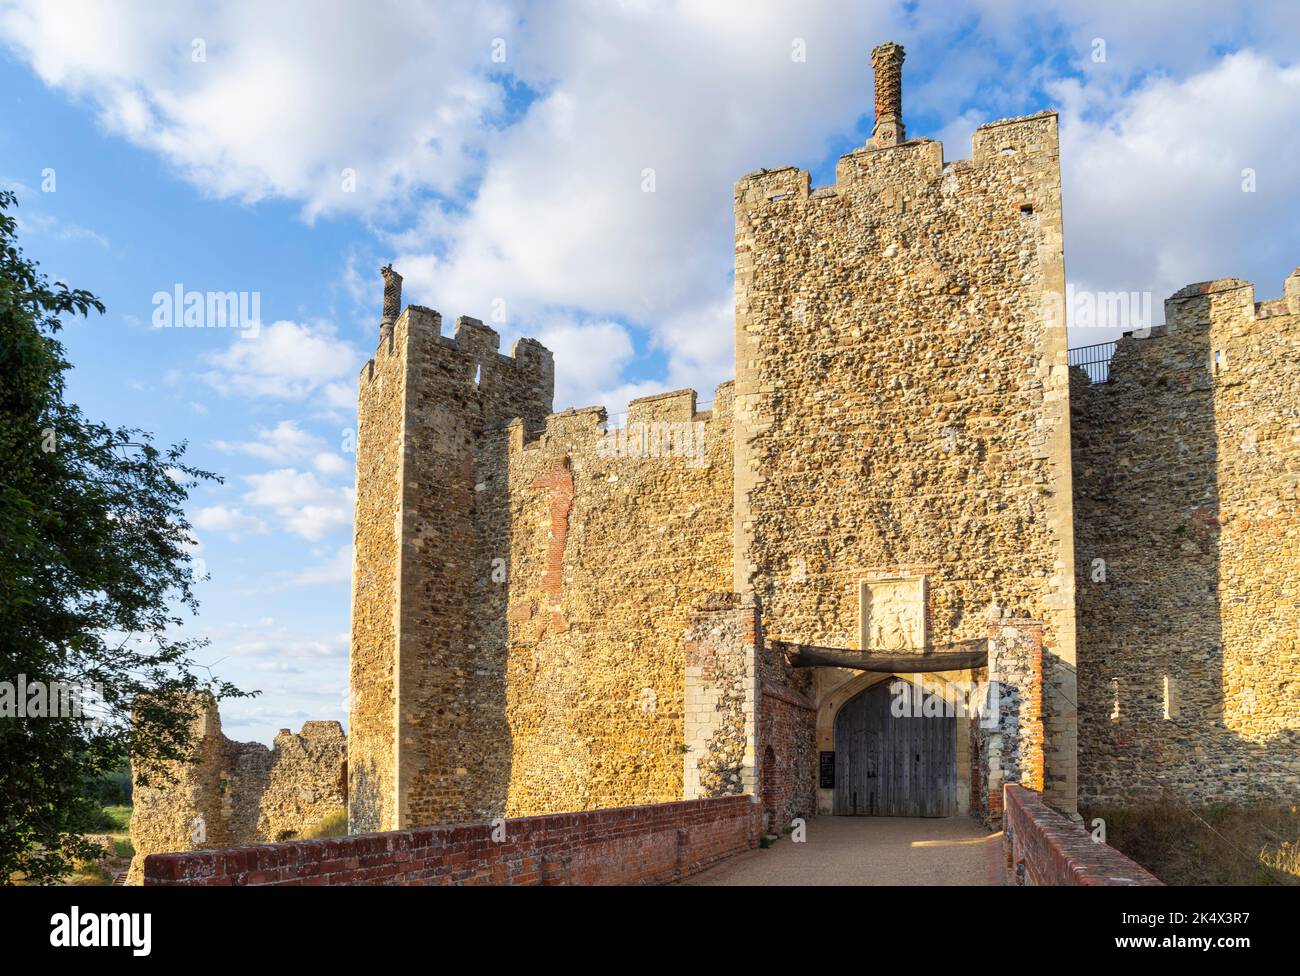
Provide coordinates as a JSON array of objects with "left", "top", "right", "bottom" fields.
[
  {"left": 143, "top": 795, "right": 758, "bottom": 887},
  {"left": 488, "top": 387, "right": 733, "bottom": 817},
  {"left": 1072, "top": 271, "right": 1300, "bottom": 806},
  {"left": 683, "top": 594, "right": 759, "bottom": 800},
  {"left": 1003, "top": 785, "right": 1162, "bottom": 886},
  {"left": 759, "top": 682, "right": 817, "bottom": 832},
  {"left": 532, "top": 458, "right": 574, "bottom": 636},
  {"left": 976, "top": 621, "right": 1046, "bottom": 827},
  {"left": 128, "top": 697, "right": 345, "bottom": 884}
]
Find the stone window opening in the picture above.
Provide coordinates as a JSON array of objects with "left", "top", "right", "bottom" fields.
[
  {"left": 1163, "top": 675, "right": 1180, "bottom": 720},
  {"left": 474, "top": 363, "right": 482, "bottom": 387},
  {"left": 1019, "top": 203, "right": 1034, "bottom": 216}
]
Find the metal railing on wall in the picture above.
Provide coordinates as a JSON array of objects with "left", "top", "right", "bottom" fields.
[{"left": 1068, "top": 341, "right": 1118, "bottom": 384}]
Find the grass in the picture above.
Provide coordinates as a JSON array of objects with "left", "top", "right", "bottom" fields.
[
  {"left": 1084, "top": 800, "right": 1300, "bottom": 886},
  {"left": 66, "top": 860, "right": 114, "bottom": 886},
  {"left": 7, "top": 805, "right": 136, "bottom": 886},
  {"left": 300, "top": 808, "right": 349, "bottom": 839}
]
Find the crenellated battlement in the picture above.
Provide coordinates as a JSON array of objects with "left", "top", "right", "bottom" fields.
[
  {"left": 362, "top": 302, "right": 554, "bottom": 387},
  {"left": 1166, "top": 270, "right": 1300, "bottom": 322},
  {"left": 734, "top": 111, "right": 1059, "bottom": 213},
  {"left": 1071, "top": 270, "right": 1300, "bottom": 400},
  {"left": 505, "top": 382, "right": 733, "bottom": 456}
]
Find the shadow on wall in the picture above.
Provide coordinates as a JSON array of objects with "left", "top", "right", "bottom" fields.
[{"left": 1073, "top": 276, "right": 1300, "bottom": 805}]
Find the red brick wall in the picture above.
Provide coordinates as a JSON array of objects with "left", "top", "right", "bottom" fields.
[
  {"left": 759, "top": 683, "right": 816, "bottom": 831},
  {"left": 1003, "top": 785, "right": 1162, "bottom": 886},
  {"left": 144, "top": 795, "right": 758, "bottom": 886}
]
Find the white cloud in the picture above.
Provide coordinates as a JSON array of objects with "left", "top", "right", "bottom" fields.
[
  {"left": 242, "top": 468, "right": 354, "bottom": 541},
  {"left": 392, "top": 4, "right": 898, "bottom": 330},
  {"left": 228, "top": 629, "right": 348, "bottom": 662},
  {"left": 215, "top": 419, "right": 325, "bottom": 462},
  {"left": 292, "top": 545, "right": 353, "bottom": 587},
  {"left": 535, "top": 319, "right": 635, "bottom": 411},
  {"left": 0, "top": 0, "right": 515, "bottom": 218},
  {"left": 7, "top": 0, "right": 1298, "bottom": 409},
  {"left": 12, "top": 209, "right": 110, "bottom": 249},
  {"left": 201, "top": 320, "right": 356, "bottom": 402},
  {"left": 192, "top": 504, "right": 269, "bottom": 540},
  {"left": 312, "top": 451, "right": 351, "bottom": 476},
  {"left": 1056, "top": 52, "right": 1300, "bottom": 340}
]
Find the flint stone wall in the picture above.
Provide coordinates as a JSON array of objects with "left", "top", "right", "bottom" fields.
[
  {"left": 128, "top": 699, "right": 345, "bottom": 884},
  {"left": 733, "top": 113, "right": 1078, "bottom": 812},
  {"left": 1073, "top": 272, "right": 1300, "bottom": 805}
]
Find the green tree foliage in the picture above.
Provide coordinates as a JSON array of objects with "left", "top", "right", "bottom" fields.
[{"left": 0, "top": 190, "right": 252, "bottom": 884}]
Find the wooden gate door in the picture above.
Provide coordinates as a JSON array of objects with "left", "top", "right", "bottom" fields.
[{"left": 833, "top": 680, "right": 956, "bottom": 816}]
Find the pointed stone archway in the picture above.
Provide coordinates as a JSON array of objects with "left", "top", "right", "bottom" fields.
[
  {"left": 833, "top": 679, "right": 957, "bottom": 816},
  {"left": 815, "top": 668, "right": 976, "bottom": 817}
]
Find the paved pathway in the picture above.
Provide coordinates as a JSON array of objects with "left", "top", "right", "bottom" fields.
[{"left": 683, "top": 816, "right": 1005, "bottom": 886}]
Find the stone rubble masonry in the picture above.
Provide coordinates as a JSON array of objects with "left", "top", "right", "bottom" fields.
[
  {"left": 1073, "top": 270, "right": 1300, "bottom": 806},
  {"left": 682, "top": 593, "right": 819, "bottom": 833},
  {"left": 493, "top": 386, "right": 733, "bottom": 818},
  {"left": 1003, "top": 785, "right": 1162, "bottom": 886},
  {"left": 975, "top": 621, "right": 1045, "bottom": 827},
  {"left": 350, "top": 306, "right": 554, "bottom": 830},
  {"left": 683, "top": 594, "right": 759, "bottom": 802},
  {"left": 128, "top": 696, "right": 345, "bottom": 884},
  {"left": 352, "top": 294, "right": 735, "bottom": 827},
  {"left": 733, "top": 109, "right": 1078, "bottom": 813},
  {"left": 142, "top": 794, "right": 759, "bottom": 886}
]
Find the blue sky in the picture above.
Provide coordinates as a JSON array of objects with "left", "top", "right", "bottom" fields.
[{"left": 2, "top": 1, "right": 1296, "bottom": 744}]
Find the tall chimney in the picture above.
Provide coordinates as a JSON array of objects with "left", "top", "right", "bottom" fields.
[
  {"left": 379, "top": 264, "right": 402, "bottom": 341},
  {"left": 871, "top": 42, "right": 906, "bottom": 148}
]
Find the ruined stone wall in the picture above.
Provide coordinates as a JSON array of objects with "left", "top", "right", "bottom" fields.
[
  {"left": 733, "top": 112, "right": 1078, "bottom": 812},
  {"left": 1074, "top": 272, "right": 1300, "bottom": 806},
  {"left": 128, "top": 698, "right": 345, "bottom": 883}
]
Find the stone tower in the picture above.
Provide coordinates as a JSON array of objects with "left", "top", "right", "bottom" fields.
[
  {"left": 732, "top": 43, "right": 1080, "bottom": 811},
  {"left": 349, "top": 273, "right": 553, "bottom": 831}
]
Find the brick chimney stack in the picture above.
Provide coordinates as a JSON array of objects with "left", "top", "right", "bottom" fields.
[
  {"left": 871, "top": 41, "right": 906, "bottom": 148},
  {"left": 379, "top": 264, "right": 402, "bottom": 341}
]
